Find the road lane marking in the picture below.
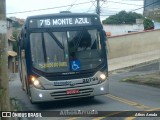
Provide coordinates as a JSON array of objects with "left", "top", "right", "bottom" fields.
[
  {"left": 92, "top": 94, "right": 152, "bottom": 120},
  {"left": 66, "top": 117, "right": 80, "bottom": 120},
  {"left": 92, "top": 111, "right": 126, "bottom": 120},
  {"left": 106, "top": 94, "right": 151, "bottom": 110},
  {"left": 125, "top": 117, "right": 135, "bottom": 120},
  {"left": 66, "top": 95, "right": 155, "bottom": 120},
  {"left": 92, "top": 117, "right": 105, "bottom": 120},
  {"left": 125, "top": 108, "right": 160, "bottom": 120},
  {"left": 147, "top": 108, "right": 160, "bottom": 111}
]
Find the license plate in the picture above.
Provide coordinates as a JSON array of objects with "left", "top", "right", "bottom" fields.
[{"left": 66, "top": 89, "right": 79, "bottom": 95}]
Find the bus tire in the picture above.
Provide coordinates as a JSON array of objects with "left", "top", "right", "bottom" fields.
[
  {"left": 28, "top": 88, "right": 38, "bottom": 104},
  {"left": 26, "top": 82, "right": 34, "bottom": 104},
  {"left": 28, "top": 90, "right": 34, "bottom": 104},
  {"left": 30, "top": 98, "right": 37, "bottom": 104}
]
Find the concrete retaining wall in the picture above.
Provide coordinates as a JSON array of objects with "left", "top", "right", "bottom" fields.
[{"left": 107, "top": 30, "right": 160, "bottom": 59}]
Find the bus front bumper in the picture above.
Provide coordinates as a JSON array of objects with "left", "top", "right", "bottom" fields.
[{"left": 29, "top": 80, "right": 109, "bottom": 103}]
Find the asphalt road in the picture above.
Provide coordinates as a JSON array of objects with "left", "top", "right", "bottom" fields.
[{"left": 9, "top": 62, "right": 160, "bottom": 120}]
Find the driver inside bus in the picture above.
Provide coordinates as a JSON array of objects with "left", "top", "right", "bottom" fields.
[
  {"left": 69, "top": 30, "right": 91, "bottom": 60},
  {"left": 78, "top": 30, "right": 91, "bottom": 51}
]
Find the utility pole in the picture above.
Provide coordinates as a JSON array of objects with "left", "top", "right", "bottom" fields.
[
  {"left": 0, "top": 0, "right": 11, "bottom": 114},
  {"left": 96, "top": 0, "right": 100, "bottom": 16}
]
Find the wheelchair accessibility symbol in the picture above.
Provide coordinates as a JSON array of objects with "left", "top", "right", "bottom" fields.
[{"left": 71, "top": 60, "right": 80, "bottom": 71}]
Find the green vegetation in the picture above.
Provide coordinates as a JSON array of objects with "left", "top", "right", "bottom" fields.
[
  {"left": 121, "top": 72, "right": 160, "bottom": 88},
  {"left": 102, "top": 10, "right": 154, "bottom": 30},
  {"left": 10, "top": 97, "right": 22, "bottom": 111},
  {"left": 143, "top": 18, "right": 154, "bottom": 30}
]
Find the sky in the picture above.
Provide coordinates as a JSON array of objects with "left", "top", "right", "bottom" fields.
[{"left": 6, "top": 0, "right": 144, "bottom": 20}]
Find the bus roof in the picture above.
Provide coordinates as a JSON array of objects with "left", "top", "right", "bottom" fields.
[{"left": 26, "top": 13, "right": 99, "bottom": 20}]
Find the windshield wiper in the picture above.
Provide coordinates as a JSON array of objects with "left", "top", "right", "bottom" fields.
[{"left": 47, "top": 31, "right": 64, "bottom": 49}]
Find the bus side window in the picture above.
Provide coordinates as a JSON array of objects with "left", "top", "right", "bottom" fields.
[{"left": 20, "top": 32, "right": 25, "bottom": 49}]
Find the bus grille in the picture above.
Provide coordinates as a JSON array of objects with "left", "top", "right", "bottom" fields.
[
  {"left": 50, "top": 88, "right": 93, "bottom": 100},
  {"left": 46, "top": 72, "right": 95, "bottom": 81}
]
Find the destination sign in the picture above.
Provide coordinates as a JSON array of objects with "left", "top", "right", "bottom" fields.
[{"left": 29, "top": 17, "right": 92, "bottom": 28}]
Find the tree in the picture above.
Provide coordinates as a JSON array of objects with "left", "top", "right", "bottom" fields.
[
  {"left": 143, "top": 18, "right": 154, "bottom": 30},
  {"left": 12, "top": 21, "right": 22, "bottom": 28},
  {"left": 102, "top": 11, "right": 154, "bottom": 30}
]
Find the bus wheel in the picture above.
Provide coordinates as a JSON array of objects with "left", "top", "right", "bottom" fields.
[
  {"left": 28, "top": 89, "right": 37, "bottom": 104},
  {"left": 29, "top": 98, "right": 36, "bottom": 104},
  {"left": 28, "top": 90, "right": 34, "bottom": 104},
  {"left": 26, "top": 82, "right": 33, "bottom": 103},
  {"left": 29, "top": 96, "right": 33, "bottom": 104}
]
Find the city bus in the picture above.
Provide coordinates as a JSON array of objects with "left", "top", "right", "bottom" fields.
[{"left": 18, "top": 12, "right": 109, "bottom": 103}]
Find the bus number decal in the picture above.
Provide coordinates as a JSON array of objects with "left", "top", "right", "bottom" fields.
[
  {"left": 83, "top": 77, "right": 98, "bottom": 83},
  {"left": 40, "top": 19, "right": 51, "bottom": 26},
  {"left": 40, "top": 20, "right": 44, "bottom": 26}
]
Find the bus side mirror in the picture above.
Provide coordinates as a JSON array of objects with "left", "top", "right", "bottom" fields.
[
  {"left": 103, "top": 30, "right": 107, "bottom": 39},
  {"left": 102, "top": 30, "right": 107, "bottom": 46}
]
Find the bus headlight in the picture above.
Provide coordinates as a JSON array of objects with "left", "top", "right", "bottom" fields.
[
  {"left": 31, "top": 76, "right": 44, "bottom": 89},
  {"left": 99, "top": 73, "right": 106, "bottom": 81},
  {"left": 98, "top": 73, "right": 107, "bottom": 84},
  {"left": 33, "top": 80, "right": 40, "bottom": 86}
]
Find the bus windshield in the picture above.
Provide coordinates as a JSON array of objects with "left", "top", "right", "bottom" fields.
[{"left": 30, "top": 29, "right": 104, "bottom": 73}]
